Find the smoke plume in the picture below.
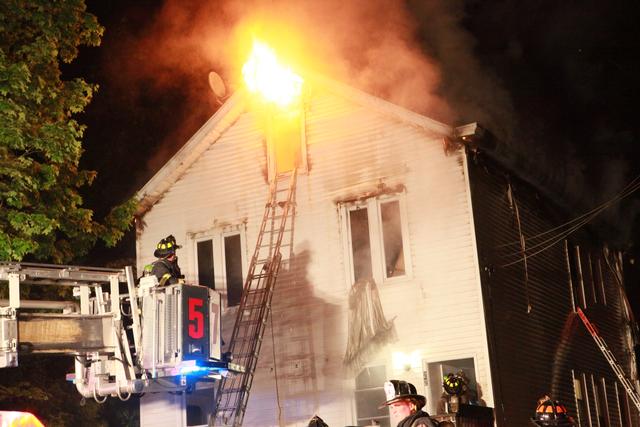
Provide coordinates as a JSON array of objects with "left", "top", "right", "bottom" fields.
[{"left": 100, "top": 0, "right": 637, "bottom": 245}]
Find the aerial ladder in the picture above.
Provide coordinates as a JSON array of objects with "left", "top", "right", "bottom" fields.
[
  {"left": 212, "top": 168, "right": 298, "bottom": 426},
  {"left": 0, "top": 262, "right": 240, "bottom": 406},
  {"left": 576, "top": 307, "right": 640, "bottom": 412}
]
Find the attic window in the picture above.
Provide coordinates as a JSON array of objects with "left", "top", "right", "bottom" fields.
[{"left": 267, "top": 104, "right": 307, "bottom": 179}]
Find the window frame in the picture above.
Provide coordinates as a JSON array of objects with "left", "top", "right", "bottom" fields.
[
  {"left": 190, "top": 226, "right": 247, "bottom": 309},
  {"left": 353, "top": 365, "right": 391, "bottom": 427},
  {"left": 340, "top": 192, "right": 413, "bottom": 288},
  {"left": 376, "top": 195, "right": 412, "bottom": 282}
]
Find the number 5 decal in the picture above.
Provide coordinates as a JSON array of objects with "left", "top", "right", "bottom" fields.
[{"left": 188, "top": 297, "right": 204, "bottom": 339}]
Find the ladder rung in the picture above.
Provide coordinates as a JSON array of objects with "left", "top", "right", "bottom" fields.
[
  {"left": 259, "top": 242, "right": 291, "bottom": 249},
  {"left": 232, "top": 352, "right": 257, "bottom": 359},
  {"left": 244, "top": 289, "right": 269, "bottom": 298},
  {"left": 231, "top": 335, "right": 263, "bottom": 343},
  {"left": 260, "top": 227, "right": 293, "bottom": 232},
  {"left": 239, "top": 318, "right": 265, "bottom": 326},
  {"left": 241, "top": 303, "right": 269, "bottom": 311},
  {"left": 220, "top": 387, "right": 245, "bottom": 395}
]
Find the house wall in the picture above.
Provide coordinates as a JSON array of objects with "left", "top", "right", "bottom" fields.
[
  {"left": 467, "top": 151, "right": 639, "bottom": 427},
  {"left": 137, "top": 88, "right": 493, "bottom": 426}
]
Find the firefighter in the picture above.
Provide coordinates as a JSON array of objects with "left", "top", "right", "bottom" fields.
[
  {"left": 380, "top": 380, "right": 439, "bottom": 427},
  {"left": 307, "top": 415, "right": 329, "bottom": 427},
  {"left": 531, "top": 396, "right": 575, "bottom": 426},
  {"left": 145, "top": 235, "right": 184, "bottom": 286}
]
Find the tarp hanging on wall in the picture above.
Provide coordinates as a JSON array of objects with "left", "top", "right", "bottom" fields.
[{"left": 344, "top": 278, "right": 396, "bottom": 371}]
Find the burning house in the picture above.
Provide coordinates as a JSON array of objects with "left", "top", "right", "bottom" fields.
[{"left": 134, "top": 44, "right": 639, "bottom": 426}]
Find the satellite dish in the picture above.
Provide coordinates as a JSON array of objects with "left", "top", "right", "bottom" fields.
[{"left": 208, "top": 71, "right": 227, "bottom": 99}]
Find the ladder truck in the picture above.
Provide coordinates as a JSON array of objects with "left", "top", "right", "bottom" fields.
[{"left": 0, "top": 262, "right": 242, "bottom": 419}]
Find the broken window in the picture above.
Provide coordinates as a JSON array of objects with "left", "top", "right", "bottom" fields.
[
  {"left": 196, "top": 239, "right": 215, "bottom": 289},
  {"left": 380, "top": 201, "right": 405, "bottom": 278},
  {"left": 342, "top": 194, "right": 411, "bottom": 286},
  {"left": 354, "top": 365, "right": 390, "bottom": 427}
]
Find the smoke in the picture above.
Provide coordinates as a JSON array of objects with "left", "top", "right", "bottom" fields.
[
  {"left": 100, "top": 0, "right": 638, "bottom": 245},
  {"left": 103, "top": 0, "right": 480, "bottom": 131}
]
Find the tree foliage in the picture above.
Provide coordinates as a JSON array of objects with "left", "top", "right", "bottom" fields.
[{"left": 0, "top": 0, "right": 136, "bottom": 263}]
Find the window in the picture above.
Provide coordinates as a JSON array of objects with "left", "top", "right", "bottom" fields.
[
  {"left": 424, "top": 358, "right": 478, "bottom": 416},
  {"left": 224, "top": 234, "right": 243, "bottom": 307},
  {"left": 380, "top": 201, "right": 406, "bottom": 278},
  {"left": 267, "top": 105, "right": 307, "bottom": 180},
  {"left": 355, "top": 366, "right": 390, "bottom": 427},
  {"left": 342, "top": 194, "right": 411, "bottom": 286},
  {"left": 193, "top": 230, "right": 246, "bottom": 308},
  {"left": 197, "top": 240, "right": 215, "bottom": 289},
  {"left": 349, "top": 207, "right": 373, "bottom": 281}
]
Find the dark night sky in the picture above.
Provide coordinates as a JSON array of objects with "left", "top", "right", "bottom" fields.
[{"left": 67, "top": 1, "right": 640, "bottom": 313}]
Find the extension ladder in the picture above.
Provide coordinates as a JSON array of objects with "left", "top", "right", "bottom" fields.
[
  {"left": 577, "top": 307, "right": 640, "bottom": 412},
  {"left": 212, "top": 169, "right": 297, "bottom": 426}
]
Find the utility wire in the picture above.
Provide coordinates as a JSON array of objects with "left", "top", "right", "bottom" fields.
[
  {"left": 499, "top": 175, "right": 640, "bottom": 251},
  {"left": 500, "top": 174, "right": 640, "bottom": 267}
]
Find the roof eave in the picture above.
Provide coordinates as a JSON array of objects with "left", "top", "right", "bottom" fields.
[
  {"left": 135, "top": 90, "right": 247, "bottom": 217},
  {"left": 135, "top": 76, "right": 453, "bottom": 218},
  {"left": 308, "top": 73, "right": 452, "bottom": 137}
]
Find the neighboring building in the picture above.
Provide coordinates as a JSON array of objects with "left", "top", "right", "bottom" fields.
[{"left": 135, "top": 76, "right": 639, "bottom": 426}]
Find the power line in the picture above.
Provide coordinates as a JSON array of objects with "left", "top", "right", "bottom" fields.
[
  {"left": 500, "top": 175, "right": 640, "bottom": 251},
  {"left": 500, "top": 174, "right": 640, "bottom": 268}
]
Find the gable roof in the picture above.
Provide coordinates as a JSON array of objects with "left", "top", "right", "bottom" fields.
[{"left": 135, "top": 75, "right": 453, "bottom": 216}]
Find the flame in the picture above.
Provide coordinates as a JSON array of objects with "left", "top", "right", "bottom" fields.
[{"left": 242, "top": 40, "right": 303, "bottom": 107}]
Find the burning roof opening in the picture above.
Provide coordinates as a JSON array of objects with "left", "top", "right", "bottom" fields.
[{"left": 242, "top": 40, "right": 303, "bottom": 107}]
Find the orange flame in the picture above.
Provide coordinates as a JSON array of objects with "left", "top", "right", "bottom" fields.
[{"left": 242, "top": 40, "right": 303, "bottom": 107}]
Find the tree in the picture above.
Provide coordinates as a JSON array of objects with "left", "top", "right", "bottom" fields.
[
  {"left": 0, "top": 2, "right": 137, "bottom": 424},
  {"left": 0, "top": 0, "right": 136, "bottom": 264}
]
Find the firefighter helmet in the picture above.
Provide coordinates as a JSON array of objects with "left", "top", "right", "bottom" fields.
[
  {"left": 378, "top": 380, "right": 426, "bottom": 410},
  {"left": 153, "top": 235, "right": 182, "bottom": 258},
  {"left": 531, "top": 398, "right": 574, "bottom": 426},
  {"left": 443, "top": 373, "right": 465, "bottom": 396}
]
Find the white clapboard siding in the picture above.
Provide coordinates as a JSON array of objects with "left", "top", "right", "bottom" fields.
[{"left": 137, "top": 82, "right": 492, "bottom": 426}]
